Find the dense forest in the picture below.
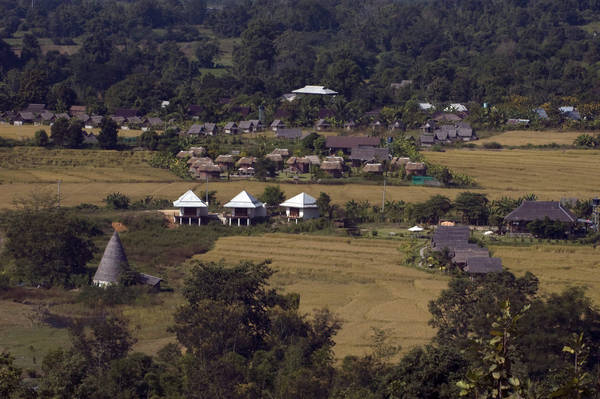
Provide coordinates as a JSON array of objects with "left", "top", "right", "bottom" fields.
[{"left": 3, "top": 0, "right": 600, "bottom": 124}]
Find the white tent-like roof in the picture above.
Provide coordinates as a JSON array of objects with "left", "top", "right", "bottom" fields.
[
  {"left": 173, "top": 190, "right": 208, "bottom": 208},
  {"left": 292, "top": 85, "right": 338, "bottom": 95},
  {"left": 408, "top": 226, "right": 424, "bottom": 232},
  {"left": 224, "top": 190, "right": 265, "bottom": 209},
  {"left": 280, "top": 193, "right": 318, "bottom": 209},
  {"left": 444, "top": 103, "right": 468, "bottom": 112}
]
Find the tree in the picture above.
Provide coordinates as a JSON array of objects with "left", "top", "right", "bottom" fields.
[
  {"left": 454, "top": 192, "right": 489, "bottom": 225},
  {"left": 195, "top": 40, "right": 220, "bottom": 68},
  {"left": 139, "top": 129, "right": 159, "bottom": 150},
  {"left": 65, "top": 120, "right": 84, "bottom": 148},
  {"left": 98, "top": 116, "right": 119, "bottom": 149},
  {"left": 526, "top": 217, "right": 569, "bottom": 239},
  {"left": 104, "top": 192, "right": 130, "bottom": 209},
  {"left": 259, "top": 185, "right": 285, "bottom": 213},
  {"left": 0, "top": 352, "right": 25, "bottom": 398},
  {"left": 34, "top": 129, "right": 49, "bottom": 146},
  {"left": 2, "top": 210, "right": 98, "bottom": 287},
  {"left": 254, "top": 158, "right": 277, "bottom": 181},
  {"left": 50, "top": 117, "right": 70, "bottom": 147},
  {"left": 316, "top": 192, "right": 333, "bottom": 219}
]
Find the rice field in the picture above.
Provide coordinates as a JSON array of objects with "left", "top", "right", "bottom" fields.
[
  {"left": 477, "top": 130, "right": 581, "bottom": 146},
  {"left": 492, "top": 243, "right": 600, "bottom": 303},
  {"left": 197, "top": 233, "right": 448, "bottom": 358},
  {"left": 425, "top": 149, "right": 600, "bottom": 199},
  {"left": 0, "top": 124, "right": 144, "bottom": 139}
]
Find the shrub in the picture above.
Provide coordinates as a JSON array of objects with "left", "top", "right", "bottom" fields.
[
  {"left": 104, "top": 192, "right": 131, "bottom": 209},
  {"left": 34, "top": 129, "right": 49, "bottom": 146},
  {"left": 483, "top": 141, "right": 503, "bottom": 149}
]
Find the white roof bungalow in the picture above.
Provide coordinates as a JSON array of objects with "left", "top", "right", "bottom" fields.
[
  {"left": 173, "top": 190, "right": 208, "bottom": 225},
  {"left": 280, "top": 193, "right": 320, "bottom": 223},
  {"left": 292, "top": 85, "right": 338, "bottom": 95},
  {"left": 224, "top": 191, "right": 267, "bottom": 226}
]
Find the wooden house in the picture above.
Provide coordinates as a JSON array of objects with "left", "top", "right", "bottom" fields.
[
  {"left": 203, "top": 123, "right": 218, "bottom": 135},
  {"left": 271, "top": 119, "right": 286, "bottom": 132},
  {"left": 69, "top": 105, "right": 86, "bottom": 116},
  {"left": 265, "top": 153, "right": 284, "bottom": 169},
  {"left": 238, "top": 120, "right": 254, "bottom": 133},
  {"left": 271, "top": 148, "right": 289, "bottom": 157},
  {"left": 193, "top": 163, "right": 222, "bottom": 180},
  {"left": 280, "top": 192, "right": 320, "bottom": 223},
  {"left": 250, "top": 119, "right": 263, "bottom": 131},
  {"left": 39, "top": 111, "right": 56, "bottom": 125},
  {"left": 215, "top": 154, "right": 235, "bottom": 171},
  {"left": 286, "top": 157, "right": 310, "bottom": 173},
  {"left": 173, "top": 190, "right": 208, "bottom": 225},
  {"left": 187, "top": 124, "right": 204, "bottom": 136},
  {"left": 504, "top": 201, "right": 577, "bottom": 234},
  {"left": 325, "top": 136, "right": 380, "bottom": 154},
  {"left": 224, "top": 191, "right": 267, "bottom": 226},
  {"left": 224, "top": 122, "right": 238, "bottom": 134},
  {"left": 320, "top": 161, "right": 343, "bottom": 178}
]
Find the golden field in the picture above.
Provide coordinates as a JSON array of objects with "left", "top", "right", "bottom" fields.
[
  {"left": 477, "top": 130, "right": 581, "bottom": 146},
  {"left": 0, "top": 123, "right": 143, "bottom": 139},
  {"left": 425, "top": 149, "right": 600, "bottom": 199},
  {"left": 198, "top": 233, "right": 447, "bottom": 358}
]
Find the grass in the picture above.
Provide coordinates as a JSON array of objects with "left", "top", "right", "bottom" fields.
[
  {"left": 491, "top": 243, "right": 600, "bottom": 303},
  {"left": 0, "top": 124, "right": 143, "bottom": 140},
  {"left": 197, "top": 233, "right": 448, "bottom": 358},
  {"left": 476, "top": 130, "right": 582, "bottom": 147},
  {"left": 425, "top": 149, "right": 600, "bottom": 200}
]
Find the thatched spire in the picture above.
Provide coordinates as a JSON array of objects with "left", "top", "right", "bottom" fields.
[{"left": 93, "top": 231, "right": 128, "bottom": 285}]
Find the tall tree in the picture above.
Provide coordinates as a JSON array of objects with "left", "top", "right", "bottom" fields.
[{"left": 98, "top": 116, "right": 119, "bottom": 149}]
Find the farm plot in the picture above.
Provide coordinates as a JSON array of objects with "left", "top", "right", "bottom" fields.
[
  {"left": 491, "top": 243, "right": 600, "bottom": 303},
  {"left": 0, "top": 124, "right": 143, "bottom": 140},
  {"left": 198, "top": 233, "right": 448, "bottom": 359},
  {"left": 477, "top": 130, "right": 581, "bottom": 147},
  {"left": 425, "top": 149, "right": 600, "bottom": 199}
]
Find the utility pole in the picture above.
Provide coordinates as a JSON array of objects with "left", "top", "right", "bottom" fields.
[
  {"left": 381, "top": 177, "right": 386, "bottom": 213},
  {"left": 593, "top": 198, "right": 600, "bottom": 232},
  {"left": 205, "top": 175, "right": 209, "bottom": 205}
]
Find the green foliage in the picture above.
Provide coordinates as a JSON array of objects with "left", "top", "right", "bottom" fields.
[
  {"left": 98, "top": 116, "right": 119, "bottom": 149},
  {"left": 2, "top": 209, "right": 99, "bottom": 287},
  {"left": 527, "top": 217, "right": 570, "bottom": 239},
  {"left": 0, "top": 352, "right": 26, "bottom": 398},
  {"left": 259, "top": 185, "right": 285, "bottom": 210},
  {"left": 483, "top": 141, "right": 503, "bottom": 149},
  {"left": 254, "top": 158, "right": 277, "bottom": 181},
  {"left": 148, "top": 151, "right": 190, "bottom": 179},
  {"left": 454, "top": 192, "right": 489, "bottom": 225},
  {"left": 34, "top": 129, "right": 49, "bottom": 147},
  {"left": 573, "top": 134, "right": 599, "bottom": 148},
  {"left": 316, "top": 192, "right": 333, "bottom": 219},
  {"left": 407, "top": 195, "right": 452, "bottom": 224},
  {"left": 104, "top": 192, "right": 131, "bottom": 209}
]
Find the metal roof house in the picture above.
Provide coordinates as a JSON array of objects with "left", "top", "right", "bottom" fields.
[
  {"left": 173, "top": 190, "right": 208, "bottom": 225},
  {"left": 224, "top": 191, "right": 267, "bottom": 226},
  {"left": 464, "top": 257, "right": 503, "bottom": 274},
  {"left": 280, "top": 192, "right": 320, "bottom": 223},
  {"left": 292, "top": 85, "right": 338, "bottom": 95}
]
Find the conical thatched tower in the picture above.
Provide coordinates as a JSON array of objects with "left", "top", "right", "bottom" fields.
[{"left": 93, "top": 231, "right": 129, "bottom": 287}]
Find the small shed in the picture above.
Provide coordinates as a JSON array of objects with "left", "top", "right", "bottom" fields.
[
  {"left": 193, "top": 163, "right": 222, "bottom": 181},
  {"left": 173, "top": 190, "right": 208, "bottom": 225},
  {"left": 363, "top": 163, "right": 384, "bottom": 175},
  {"left": 215, "top": 154, "right": 235, "bottom": 170},
  {"left": 280, "top": 192, "right": 320, "bottom": 223},
  {"left": 405, "top": 162, "right": 427, "bottom": 176},
  {"left": 224, "top": 191, "right": 267, "bottom": 226},
  {"left": 320, "top": 161, "right": 343, "bottom": 178},
  {"left": 286, "top": 157, "right": 310, "bottom": 174},
  {"left": 265, "top": 153, "right": 284, "bottom": 169},
  {"left": 236, "top": 156, "right": 256, "bottom": 168},
  {"left": 187, "top": 124, "right": 204, "bottom": 136}
]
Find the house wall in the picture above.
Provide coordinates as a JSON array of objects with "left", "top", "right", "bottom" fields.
[
  {"left": 179, "top": 207, "right": 208, "bottom": 217},
  {"left": 303, "top": 208, "right": 320, "bottom": 219}
]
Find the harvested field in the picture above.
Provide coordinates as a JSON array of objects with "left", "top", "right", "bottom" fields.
[
  {"left": 0, "top": 124, "right": 143, "bottom": 139},
  {"left": 477, "top": 130, "right": 581, "bottom": 146},
  {"left": 198, "top": 233, "right": 448, "bottom": 358},
  {"left": 425, "top": 149, "right": 600, "bottom": 199},
  {"left": 492, "top": 243, "right": 600, "bottom": 303}
]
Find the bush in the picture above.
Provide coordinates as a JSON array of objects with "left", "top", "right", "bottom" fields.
[
  {"left": 77, "top": 284, "right": 161, "bottom": 307},
  {"left": 483, "top": 141, "right": 503, "bottom": 149},
  {"left": 34, "top": 129, "right": 49, "bottom": 146},
  {"left": 104, "top": 192, "right": 131, "bottom": 209}
]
